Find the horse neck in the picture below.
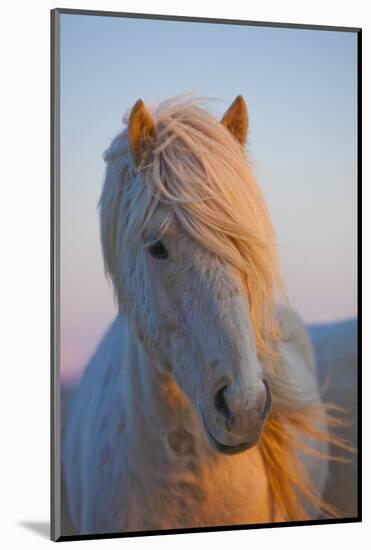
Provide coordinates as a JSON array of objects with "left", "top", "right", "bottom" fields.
[{"left": 120, "top": 314, "right": 272, "bottom": 524}]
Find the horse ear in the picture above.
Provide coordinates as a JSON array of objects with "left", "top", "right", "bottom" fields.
[
  {"left": 128, "top": 99, "right": 157, "bottom": 167},
  {"left": 221, "top": 95, "right": 248, "bottom": 146}
]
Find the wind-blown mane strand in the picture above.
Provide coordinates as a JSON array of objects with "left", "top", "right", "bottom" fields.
[{"left": 260, "top": 402, "right": 353, "bottom": 520}]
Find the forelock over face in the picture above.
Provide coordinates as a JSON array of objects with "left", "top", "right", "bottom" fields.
[{"left": 101, "top": 96, "right": 282, "bottom": 362}]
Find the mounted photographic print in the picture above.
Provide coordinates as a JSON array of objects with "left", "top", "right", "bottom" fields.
[{"left": 51, "top": 8, "right": 361, "bottom": 542}]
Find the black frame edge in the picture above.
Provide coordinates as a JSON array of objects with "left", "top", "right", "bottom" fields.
[
  {"left": 53, "top": 7, "right": 361, "bottom": 33},
  {"left": 51, "top": 7, "right": 61, "bottom": 543},
  {"left": 356, "top": 27, "right": 362, "bottom": 523},
  {"left": 56, "top": 516, "right": 361, "bottom": 543}
]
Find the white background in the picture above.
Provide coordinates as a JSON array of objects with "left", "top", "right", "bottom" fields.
[{"left": 0, "top": 0, "right": 368, "bottom": 548}]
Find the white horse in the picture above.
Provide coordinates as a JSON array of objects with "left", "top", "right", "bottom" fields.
[{"left": 63, "top": 95, "right": 345, "bottom": 535}]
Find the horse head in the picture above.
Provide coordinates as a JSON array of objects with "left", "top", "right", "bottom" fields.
[{"left": 100, "top": 96, "right": 281, "bottom": 454}]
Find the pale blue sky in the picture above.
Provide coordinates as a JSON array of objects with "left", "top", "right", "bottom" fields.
[{"left": 60, "top": 13, "right": 357, "bottom": 380}]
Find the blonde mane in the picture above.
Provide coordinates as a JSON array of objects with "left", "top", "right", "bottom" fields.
[
  {"left": 101, "top": 96, "right": 351, "bottom": 522},
  {"left": 103, "top": 96, "right": 282, "bottom": 360}
]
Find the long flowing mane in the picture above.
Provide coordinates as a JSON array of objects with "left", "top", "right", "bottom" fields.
[{"left": 101, "top": 96, "right": 351, "bottom": 521}]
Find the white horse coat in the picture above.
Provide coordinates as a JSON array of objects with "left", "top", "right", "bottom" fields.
[
  {"left": 63, "top": 96, "right": 330, "bottom": 534},
  {"left": 63, "top": 308, "right": 327, "bottom": 533}
]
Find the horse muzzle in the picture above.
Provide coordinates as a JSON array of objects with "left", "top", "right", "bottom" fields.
[{"left": 202, "top": 379, "right": 272, "bottom": 455}]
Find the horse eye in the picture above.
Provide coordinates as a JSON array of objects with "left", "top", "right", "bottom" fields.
[{"left": 147, "top": 240, "right": 168, "bottom": 259}]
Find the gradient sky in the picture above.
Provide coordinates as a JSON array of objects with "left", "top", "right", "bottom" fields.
[{"left": 60, "top": 14, "right": 357, "bottom": 381}]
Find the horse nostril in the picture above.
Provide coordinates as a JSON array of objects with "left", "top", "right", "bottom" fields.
[
  {"left": 214, "top": 386, "right": 233, "bottom": 430},
  {"left": 261, "top": 379, "right": 272, "bottom": 419}
]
